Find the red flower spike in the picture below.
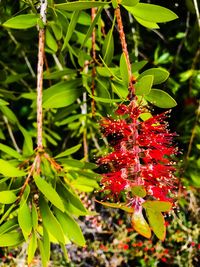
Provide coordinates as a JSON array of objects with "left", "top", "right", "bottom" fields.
[{"left": 98, "top": 101, "right": 178, "bottom": 204}]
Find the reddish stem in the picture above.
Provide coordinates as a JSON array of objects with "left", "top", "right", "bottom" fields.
[{"left": 115, "top": 6, "right": 136, "bottom": 97}]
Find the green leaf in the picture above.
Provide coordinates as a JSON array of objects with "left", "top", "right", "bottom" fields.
[
  {"left": 92, "top": 96, "right": 122, "bottom": 103},
  {"left": 18, "top": 124, "right": 34, "bottom": 155},
  {"left": 31, "top": 203, "right": 38, "bottom": 230},
  {"left": 55, "top": 1, "right": 107, "bottom": 11},
  {"left": 57, "top": 182, "right": 87, "bottom": 214},
  {"left": 46, "top": 28, "right": 58, "bottom": 52},
  {"left": 132, "top": 186, "right": 146, "bottom": 198},
  {"left": 0, "top": 231, "right": 24, "bottom": 246},
  {"left": 131, "top": 209, "right": 151, "bottom": 238},
  {"left": 38, "top": 238, "right": 48, "bottom": 267},
  {"left": 81, "top": 6, "right": 104, "bottom": 49},
  {"left": 0, "top": 143, "right": 22, "bottom": 159},
  {"left": 0, "top": 99, "right": 9, "bottom": 106},
  {"left": 55, "top": 144, "right": 81, "bottom": 159},
  {"left": 50, "top": 22, "right": 62, "bottom": 40},
  {"left": 135, "top": 75, "right": 154, "bottom": 95},
  {"left": 111, "top": 81, "right": 129, "bottom": 99},
  {"left": 3, "top": 14, "right": 39, "bottom": 29},
  {"left": 28, "top": 231, "right": 37, "bottom": 264},
  {"left": 0, "top": 159, "right": 26, "bottom": 177},
  {"left": 134, "top": 16, "right": 160, "bottom": 29},
  {"left": 55, "top": 208, "right": 85, "bottom": 246},
  {"left": 43, "top": 80, "right": 82, "bottom": 109},
  {"left": 142, "top": 201, "right": 173, "bottom": 212},
  {"left": 39, "top": 198, "right": 65, "bottom": 244},
  {"left": 95, "top": 200, "right": 134, "bottom": 213},
  {"left": 121, "top": 0, "right": 139, "bottom": 7},
  {"left": 62, "top": 11, "right": 80, "bottom": 51},
  {"left": 139, "top": 68, "right": 169, "bottom": 85},
  {"left": 72, "top": 178, "right": 99, "bottom": 192},
  {"left": 120, "top": 53, "right": 130, "bottom": 87},
  {"left": 61, "top": 159, "right": 85, "bottom": 169},
  {"left": 131, "top": 60, "right": 148, "bottom": 73},
  {"left": 0, "top": 218, "right": 18, "bottom": 236},
  {"left": 34, "top": 176, "right": 65, "bottom": 212},
  {"left": 145, "top": 209, "right": 166, "bottom": 240},
  {"left": 125, "top": 4, "right": 178, "bottom": 23},
  {"left": 18, "top": 201, "right": 32, "bottom": 240},
  {"left": 43, "top": 69, "right": 76, "bottom": 80},
  {"left": 145, "top": 89, "right": 177, "bottom": 108},
  {"left": 0, "top": 106, "right": 18, "bottom": 124},
  {"left": 0, "top": 191, "right": 17, "bottom": 204},
  {"left": 102, "top": 27, "right": 115, "bottom": 66},
  {"left": 111, "top": 0, "right": 118, "bottom": 8}
]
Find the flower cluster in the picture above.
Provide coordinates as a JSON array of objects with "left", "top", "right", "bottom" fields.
[{"left": 98, "top": 101, "right": 178, "bottom": 203}]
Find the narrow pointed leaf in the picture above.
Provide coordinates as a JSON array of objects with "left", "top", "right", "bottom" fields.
[
  {"left": 34, "top": 175, "right": 65, "bottom": 212},
  {"left": 55, "top": 209, "right": 85, "bottom": 246},
  {"left": 39, "top": 198, "right": 65, "bottom": 244},
  {"left": 0, "top": 218, "right": 18, "bottom": 236},
  {"left": 102, "top": 28, "right": 115, "bottom": 66},
  {"left": 0, "top": 159, "right": 26, "bottom": 177},
  {"left": 18, "top": 202, "right": 32, "bottom": 239},
  {"left": 55, "top": 144, "right": 81, "bottom": 158},
  {"left": 55, "top": 1, "right": 107, "bottom": 11},
  {"left": 95, "top": 200, "right": 134, "bottom": 213},
  {"left": 0, "top": 231, "right": 24, "bottom": 246},
  {"left": 28, "top": 231, "right": 37, "bottom": 264},
  {"left": 120, "top": 53, "right": 130, "bottom": 87},
  {"left": 62, "top": 11, "right": 80, "bottom": 51},
  {"left": 3, "top": 14, "right": 39, "bottom": 29},
  {"left": 0, "top": 191, "right": 17, "bottom": 204},
  {"left": 0, "top": 143, "right": 22, "bottom": 159}
]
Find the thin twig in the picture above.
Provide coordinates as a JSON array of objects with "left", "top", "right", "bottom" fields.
[
  {"left": 3, "top": 116, "right": 21, "bottom": 153},
  {"left": 91, "top": 6, "right": 96, "bottom": 116},
  {"left": 36, "top": 0, "right": 47, "bottom": 151},
  {"left": 18, "top": 154, "right": 38, "bottom": 199},
  {"left": 115, "top": 6, "right": 136, "bottom": 97}
]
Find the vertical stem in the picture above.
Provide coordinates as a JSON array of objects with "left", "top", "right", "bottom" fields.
[
  {"left": 36, "top": 0, "right": 47, "bottom": 149},
  {"left": 115, "top": 6, "right": 136, "bottom": 97},
  {"left": 91, "top": 7, "right": 96, "bottom": 116}
]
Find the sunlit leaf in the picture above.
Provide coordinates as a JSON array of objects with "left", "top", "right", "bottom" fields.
[
  {"left": 124, "top": 4, "right": 178, "bottom": 23},
  {"left": 39, "top": 197, "right": 65, "bottom": 244},
  {"left": 34, "top": 175, "right": 65, "bottom": 212},
  {"left": 0, "top": 159, "right": 26, "bottom": 177},
  {"left": 3, "top": 14, "right": 39, "bottom": 29},
  {"left": 145, "top": 89, "right": 177, "bottom": 108},
  {"left": 145, "top": 209, "right": 166, "bottom": 240},
  {"left": 131, "top": 209, "right": 151, "bottom": 238},
  {"left": 55, "top": 208, "right": 85, "bottom": 246},
  {"left": 0, "top": 191, "right": 17, "bottom": 204},
  {"left": 142, "top": 201, "right": 173, "bottom": 212}
]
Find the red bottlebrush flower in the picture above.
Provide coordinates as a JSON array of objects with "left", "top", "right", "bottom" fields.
[{"left": 98, "top": 101, "right": 178, "bottom": 203}]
